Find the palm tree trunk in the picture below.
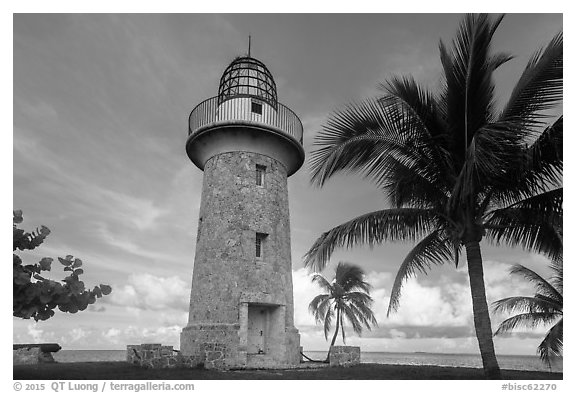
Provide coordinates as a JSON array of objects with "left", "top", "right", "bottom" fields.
[
  {"left": 465, "top": 241, "right": 502, "bottom": 379},
  {"left": 340, "top": 310, "right": 346, "bottom": 344},
  {"left": 326, "top": 306, "right": 341, "bottom": 362}
]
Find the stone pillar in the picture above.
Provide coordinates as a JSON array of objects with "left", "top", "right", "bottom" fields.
[{"left": 329, "top": 346, "right": 361, "bottom": 367}]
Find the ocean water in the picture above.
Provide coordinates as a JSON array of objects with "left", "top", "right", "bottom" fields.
[
  {"left": 306, "top": 351, "right": 562, "bottom": 373},
  {"left": 53, "top": 350, "right": 562, "bottom": 373},
  {"left": 54, "top": 350, "right": 127, "bottom": 363}
]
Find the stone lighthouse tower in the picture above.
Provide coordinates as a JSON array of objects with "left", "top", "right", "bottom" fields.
[{"left": 180, "top": 52, "right": 304, "bottom": 368}]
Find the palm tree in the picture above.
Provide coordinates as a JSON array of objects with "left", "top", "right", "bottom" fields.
[
  {"left": 493, "top": 260, "right": 563, "bottom": 367},
  {"left": 309, "top": 262, "right": 377, "bottom": 361},
  {"left": 304, "top": 14, "right": 562, "bottom": 379}
]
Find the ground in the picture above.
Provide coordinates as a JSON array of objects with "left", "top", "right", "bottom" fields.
[{"left": 14, "top": 362, "right": 562, "bottom": 380}]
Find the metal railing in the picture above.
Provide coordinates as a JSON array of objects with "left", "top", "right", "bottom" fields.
[{"left": 189, "top": 96, "right": 303, "bottom": 145}]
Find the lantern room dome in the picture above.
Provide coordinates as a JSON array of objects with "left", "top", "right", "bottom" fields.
[{"left": 217, "top": 56, "right": 278, "bottom": 109}]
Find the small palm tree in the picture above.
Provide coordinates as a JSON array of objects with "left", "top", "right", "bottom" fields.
[
  {"left": 493, "top": 260, "right": 563, "bottom": 367},
  {"left": 304, "top": 14, "right": 562, "bottom": 378},
  {"left": 309, "top": 262, "right": 377, "bottom": 361}
]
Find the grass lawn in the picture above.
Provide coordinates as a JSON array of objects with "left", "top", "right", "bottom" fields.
[{"left": 14, "top": 362, "right": 563, "bottom": 380}]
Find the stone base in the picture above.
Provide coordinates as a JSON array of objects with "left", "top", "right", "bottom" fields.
[
  {"left": 127, "top": 344, "right": 200, "bottom": 369},
  {"left": 180, "top": 324, "right": 239, "bottom": 369},
  {"left": 329, "top": 346, "right": 360, "bottom": 367},
  {"left": 181, "top": 323, "right": 301, "bottom": 369},
  {"left": 13, "top": 348, "right": 56, "bottom": 365}
]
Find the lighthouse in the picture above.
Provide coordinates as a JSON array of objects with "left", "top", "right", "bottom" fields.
[{"left": 180, "top": 50, "right": 304, "bottom": 369}]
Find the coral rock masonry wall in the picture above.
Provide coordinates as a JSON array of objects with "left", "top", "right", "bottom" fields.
[
  {"left": 187, "top": 152, "right": 295, "bottom": 325},
  {"left": 180, "top": 151, "right": 301, "bottom": 368},
  {"left": 13, "top": 348, "right": 55, "bottom": 365},
  {"left": 127, "top": 344, "right": 202, "bottom": 369},
  {"left": 329, "top": 346, "right": 361, "bottom": 367}
]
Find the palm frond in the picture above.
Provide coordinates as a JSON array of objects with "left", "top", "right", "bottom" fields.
[
  {"left": 334, "top": 262, "right": 371, "bottom": 293},
  {"left": 534, "top": 293, "right": 563, "bottom": 310},
  {"left": 485, "top": 188, "right": 563, "bottom": 254},
  {"left": 340, "top": 301, "right": 374, "bottom": 337},
  {"left": 338, "top": 303, "right": 359, "bottom": 336},
  {"left": 380, "top": 153, "right": 449, "bottom": 209},
  {"left": 379, "top": 76, "right": 447, "bottom": 142},
  {"left": 438, "top": 14, "right": 503, "bottom": 170},
  {"left": 508, "top": 264, "right": 562, "bottom": 302},
  {"left": 388, "top": 230, "right": 453, "bottom": 315},
  {"left": 484, "top": 191, "right": 563, "bottom": 262},
  {"left": 309, "top": 98, "right": 449, "bottom": 196},
  {"left": 538, "top": 318, "right": 563, "bottom": 366},
  {"left": 378, "top": 76, "right": 454, "bottom": 195},
  {"left": 311, "top": 274, "right": 334, "bottom": 294},
  {"left": 489, "top": 117, "right": 563, "bottom": 209},
  {"left": 494, "top": 312, "right": 560, "bottom": 335},
  {"left": 344, "top": 290, "right": 373, "bottom": 305},
  {"left": 309, "top": 293, "right": 332, "bottom": 323},
  {"left": 488, "top": 52, "right": 514, "bottom": 70},
  {"left": 550, "top": 259, "right": 563, "bottom": 295},
  {"left": 304, "top": 208, "right": 440, "bottom": 272},
  {"left": 500, "top": 32, "right": 563, "bottom": 128},
  {"left": 486, "top": 188, "right": 562, "bottom": 223},
  {"left": 493, "top": 259, "right": 563, "bottom": 367},
  {"left": 449, "top": 122, "right": 528, "bottom": 210},
  {"left": 347, "top": 293, "right": 378, "bottom": 328},
  {"left": 492, "top": 295, "right": 561, "bottom": 315},
  {"left": 523, "top": 116, "right": 562, "bottom": 184}
]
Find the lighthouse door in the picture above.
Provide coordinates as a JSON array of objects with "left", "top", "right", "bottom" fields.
[{"left": 247, "top": 305, "right": 268, "bottom": 354}]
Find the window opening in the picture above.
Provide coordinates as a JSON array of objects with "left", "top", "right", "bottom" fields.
[
  {"left": 251, "top": 100, "right": 263, "bottom": 115},
  {"left": 256, "top": 232, "right": 267, "bottom": 258},
  {"left": 256, "top": 165, "right": 266, "bottom": 187}
]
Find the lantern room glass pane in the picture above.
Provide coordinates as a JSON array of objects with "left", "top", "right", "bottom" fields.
[{"left": 218, "top": 56, "right": 278, "bottom": 109}]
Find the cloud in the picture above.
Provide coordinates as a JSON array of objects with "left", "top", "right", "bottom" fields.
[
  {"left": 94, "top": 223, "right": 177, "bottom": 261},
  {"left": 102, "top": 328, "right": 123, "bottom": 345},
  {"left": 363, "top": 326, "right": 473, "bottom": 340},
  {"left": 116, "top": 325, "right": 182, "bottom": 347},
  {"left": 105, "top": 273, "right": 190, "bottom": 312},
  {"left": 292, "top": 268, "right": 322, "bottom": 327},
  {"left": 69, "top": 328, "right": 87, "bottom": 342},
  {"left": 159, "top": 311, "right": 188, "bottom": 327},
  {"left": 93, "top": 189, "right": 168, "bottom": 232},
  {"left": 26, "top": 324, "right": 45, "bottom": 343},
  {"left": 15, "top": 99, "right": 59, "bottom": 121},
  {"left": 14, "top": 319, "right": 183, "bottom": 349},
  {"left": 11, "top": 260, "right": 549, "bottom": 354},
  {"left": 389, "top": 329, "right": 407, "bottom": 339},
  {"left": 292, "top": 258, "right": 548, "bottom": 346},
  {"left": 14, "top": 323, "right": 58, "bottom": 345},
  {"left": 87, "top": 325, "right": 184, "bottom": 348},
  {"left": 292, "top": 267, "right": 471, "bottom": 332},
  {"left": 88, "top": 305, "right": 107, "bottom": 313}
]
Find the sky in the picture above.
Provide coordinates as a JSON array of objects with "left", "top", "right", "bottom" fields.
[{"left": 12, "top": 13, "right": 563, "bottom": 356}]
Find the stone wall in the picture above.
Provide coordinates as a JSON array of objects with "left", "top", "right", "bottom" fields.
[
  {"left": 181, "top": 151, "right": 300, "bottom": 368},
  {"left": 202, "top": 343, "right": 228, "bottom": 369},
  {"left": 127, "top": 343, "right": 232, "bottom": 370},
  {"left": 13, "top": 348, "right": 55, "bottom": 365},
  {"left": 180, "top": 324, "right": 240, "bottom": 368},
  {"left": 186, "top": 152, "right": 296, "bottom": 326},
  {"left": 329, "top": 346, "right": 361, "bottom": 367},
  {"left": 127, "top": 344, "right": 200, "bottom": 369}
]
